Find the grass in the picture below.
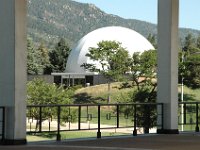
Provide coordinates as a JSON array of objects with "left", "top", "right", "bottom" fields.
[
  {"left": 75, "top": 82, "right": 123, "bottom": 97},
  {"left": 61, "top": 131, "right": 129, "bottom": 139},
  {"left": 27, "top": 135, "right": 55, "bottom": 141},
  {"left": 75, "top": 83, "right": 200, "bottom": 103},
  {"left": 74, "top": 82, "right": 135, "bottom": 103},
  {"left": 75, "top": 104, "right": 134, "bottom": 126},
  {"left": 178, "top": 85, "right": 200, "bottom": 102},
  {"left": 27, "top": 131, "right": 130, "bottom": 142}
]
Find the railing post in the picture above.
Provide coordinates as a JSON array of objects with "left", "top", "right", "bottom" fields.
[
  {"left": 39, "top": 106, "right": 42, "bottom": 132},
  {"left": 133, "top": 104, "right": 137, "bottom": 136},
  {"left": 117, "top": 105, "right": 119, "bottom": 128},
  {"left": 97, "top": 105, "right": 101, "bottom": 138},
  {"left": 57, "top": 106, "right": 61, "bottom": 141},
  {"left": 144, "top": 104, "right": 150, "bottom": 134},
  {"left": 2, "top": 107, "right": 5, "bottom": 141},
  {"left": 161, "top": 103, "right": 164, "bottom": 130},
  {"left": 184, "top": 103, "right": 186, "bottom": 124},
  {"left": 78, "top": 106, "right": 81, "bottom": 130},
  {"left": 195, "top": 103, "right": 199, "bottom": 132}
]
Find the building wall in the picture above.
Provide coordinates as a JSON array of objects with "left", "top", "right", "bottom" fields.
[
  {"left": 27, "top": 75, "right": 54, "bottom": 83},
  {"left": 93, "top": 75, "right": 109, "bottom": 85}
]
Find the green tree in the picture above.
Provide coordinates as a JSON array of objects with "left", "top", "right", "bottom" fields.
[
  {"left": 131, "top": 50, "right": 157, "bottom": 92},
  {"left": 49, "top": 38, "right": 71, "bottom": 72},
  {"left": 179, "top": 34, "right": 200, "bottom": 89},
  {"left": 183, "top": 33, "right": 196, "bottom": 52},
  {"left": 27, "top": 79, "right": 75, "bottom": 130},
  {"left": 196, "top": 35, "right": 200, "bottom": 49},
  {"left": 147, "top": 33, "right": 157, "bottom": 48},
  {"left": 181, "top": 50, "right": 200, "bottom": 89},
  {"left": 82, "top": 40, "right": 131, "bottom": 103},
  {"left": 37, "top": 42, "right": 51, "bottom": 74},
  {"left": 129, "top": 50, "right": 157, "bottom": 133},
  {"left": 27, "top": 79, "right": 74, "bottom": 105},
  {"left": 27, "top": 38, "right": 43, "bottom": 74}
]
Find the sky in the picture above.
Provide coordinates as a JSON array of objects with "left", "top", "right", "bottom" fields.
[{"left": 74, "top": 0, "right": 200, "bottom": 30}]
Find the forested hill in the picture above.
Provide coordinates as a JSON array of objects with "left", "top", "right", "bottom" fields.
[{"left": 27, "top": 0, "right": 200, "bottom": 47}]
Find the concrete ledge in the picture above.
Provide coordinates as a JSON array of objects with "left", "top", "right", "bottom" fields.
[
  {"left": 157, "top": 129, "right": 179, "bottom": 134},
  {"left": 0, "top": 139, "right": 27, "bottom": 145}
]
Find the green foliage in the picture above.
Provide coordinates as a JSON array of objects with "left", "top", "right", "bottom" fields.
[
  {"left": 114, "top": 90, "right": 134, "bottom": 103},
  {"left": 27, "top": 79, "right": 75, "bottom": 125},
  {"left": 37, "top": 42, "right": 51, "bottom": 74},
  {"left": 27, "top": 37, "right": 71, "bottom": 75},
  {"left": 179, "top": 34, "right": 200, "bottom": 89},
  {"left": 27, "top": 38, "right": 44, "bottom": 75},
  {"left": 82, "top": 40, "right": 130, "bottom": 81},
  {"left": 183, "top": 33, "right": 196, "bottom": 51},
  {"left": 147, "top": 33, "right": 157, "bottom": 48},
  {"left": 183, "top": 55, "right": 200, "bottom": 89},
  {"left": 27, "top": 38, "right": 51, "bottom": 75},
  {"left": 82, "top": 40, "right": 131, "bottom": 103},
  {"left": 49, "top": 38, "right": 71, "bottom": 72},
  {"left": 27, "top": 79, "right": 74, "bottom": 105},
  {"left": 131, "top": 50, "right": 157, "bottom": 91},
  {"left": 119, "top": 50, "right": 157, "bottom": 132}
]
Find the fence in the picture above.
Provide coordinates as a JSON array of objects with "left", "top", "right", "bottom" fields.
[
  {"left": 178, "top": 102, "right": 200, "bottom": 132},
  {"left": 27, "top": 103, "right": 163, "bottom": 141},
  {"left": 0, "top": 107, "right": 5, "bottom": 141},
  {"left": 1, "top": 102, "right": 199, "bottom": 142}
]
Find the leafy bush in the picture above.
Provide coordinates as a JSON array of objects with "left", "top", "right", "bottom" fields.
[
  {"left": 27, "top": 79, "right": 74, "bottom": 105},
  {"left": 27, "top": 79, "right": 76, "bottom": 130}
]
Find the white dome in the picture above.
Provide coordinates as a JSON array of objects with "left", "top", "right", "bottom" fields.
[{"left": 66, "top": 26, "right": 154, "bottom": 73}]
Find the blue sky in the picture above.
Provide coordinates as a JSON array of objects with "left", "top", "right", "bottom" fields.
[{"left": 74, "top": 0, "right": 200, "bottom": 30}]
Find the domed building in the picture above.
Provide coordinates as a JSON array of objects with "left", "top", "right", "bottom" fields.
[
  {"left": 52, "top": 26, "right": 154, "bottom": 86},
  {"left": 66, "top": 26, "right": 154, "bottom": 73}
]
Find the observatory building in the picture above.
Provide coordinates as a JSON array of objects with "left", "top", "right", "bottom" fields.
[{"left": 52, "top": 26, "right": 154, "bottom": 86}]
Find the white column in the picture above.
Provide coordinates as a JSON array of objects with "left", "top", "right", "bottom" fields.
[
  {"left": 157, "top": 0, "right": 179, "bottom": 133},
  {"left": 0, "top": 0, "right": 27, "bottom": 144}
]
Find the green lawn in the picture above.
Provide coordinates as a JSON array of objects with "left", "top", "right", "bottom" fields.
[
  {"left": 178, "top": 85, "right": 200, "bottom": 102},
  {"left": 27, "top": 131, "right": 130, "bottom": 142},
  {"left": 75, "top": 83, "right": 200, "bottom": 103},
  {"left": 74, "top": 82, "right": 135, "bottom": 103},
  {"left": 27, "top": 135, "right": 55, "bottom": 141}
]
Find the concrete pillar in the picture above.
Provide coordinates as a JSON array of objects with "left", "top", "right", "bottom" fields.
[
  {"left": 157, "top": 0, "right": 179, "bottom": 134},
  {"left": 0, "top": 0, "right": 27, "bottom": 144}
]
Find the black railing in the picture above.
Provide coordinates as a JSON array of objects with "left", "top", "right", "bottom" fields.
[
  {"left": 0, "top": 107, "right": 5, "bottom": 141},
  {"left": 178, "top": 102, "right": 200, "bottom": 132},
  {"left": 27, "top": 103, "right": 163, "bottom": 141}
]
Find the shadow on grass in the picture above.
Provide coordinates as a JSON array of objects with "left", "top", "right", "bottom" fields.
[
  {"left": 73, "top": 92, "right": 106, "bottom": 104},
  {"left": 178, "top": 93, "right": 196, "bottom": 102},
  {"left": 27, "top": 132, "right": 56, "bottom": 139}
]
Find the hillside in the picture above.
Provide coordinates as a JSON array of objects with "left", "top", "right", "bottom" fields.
[{"left": 27, "top": 0, "right": 200, "bottom": 48}]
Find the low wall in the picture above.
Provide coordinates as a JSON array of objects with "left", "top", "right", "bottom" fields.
[{"left": 27, "top": 75, "right": 54, "bottom": 83}]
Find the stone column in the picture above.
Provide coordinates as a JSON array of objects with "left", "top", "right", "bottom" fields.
[
  {"left": 0, "top": 0, "right": 27, "bottom": 144},
  {"left": 157, "top": 0, "right": 179, "bottom": 134}
]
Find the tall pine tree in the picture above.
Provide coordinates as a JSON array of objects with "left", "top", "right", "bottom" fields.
[
  {"left": 49, "top": 38, "right": 71, "bottom": 72},
  {"left": 27, "top": 38, "right": 43, "bottom": 74}
]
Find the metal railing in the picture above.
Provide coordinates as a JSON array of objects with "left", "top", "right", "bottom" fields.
[
  {"left": 27, "top": 103, "right": 163, "bottom": 141},
  {"left": 178, "top": 102, "right": 200, "bottom": 132},
  {"left": 0, "top": 107, "right": 5, "bottom": 141},
  {"left": 0, "top": 102, "right": 199, "bottom": 141}
]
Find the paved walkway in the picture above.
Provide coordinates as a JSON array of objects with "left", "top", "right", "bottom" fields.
[{"left": 1, "top": 133, "right": 200, "bottom": 150}]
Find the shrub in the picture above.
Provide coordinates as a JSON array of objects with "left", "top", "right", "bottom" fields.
[{"left": 27, "top": 79, "right": 76, "bottom": 130}]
